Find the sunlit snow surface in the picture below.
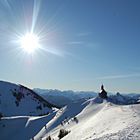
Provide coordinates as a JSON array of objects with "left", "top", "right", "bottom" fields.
[
  {"left": 1, "top": 96, "right": 140, "bottom": 140},
  {"left": 1, "top": 81, "right": 140, "bottom": 140}
]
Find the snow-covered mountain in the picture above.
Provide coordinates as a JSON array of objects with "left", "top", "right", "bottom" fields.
[
  {"left": 0, "top": 81, "right": 56, "bottom": 117},
  {"left": 1, "top": 80, "right": 140, "bottom": 140},
  {"left": 34, "top": 88, "right": 140, "bottom": 108},
  {"left": 108, "top": 92, "right": 140, "bottom": 105},
  {"left": 1, "top": 96, "right": 140, "bottom": 140},
  {"left": 34, "top": 88, "right": 97, "bottom": 107}
]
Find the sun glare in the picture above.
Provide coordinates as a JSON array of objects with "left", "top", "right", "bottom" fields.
[{"left": 20, "top": 33, "right": 40, "bottom": 54}]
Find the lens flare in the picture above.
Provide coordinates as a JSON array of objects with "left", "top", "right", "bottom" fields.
[{"left": 19, "top": 33, "right": 40, "bottom": 54}]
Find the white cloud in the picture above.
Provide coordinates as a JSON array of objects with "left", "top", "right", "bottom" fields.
[
  {"left": 96, "top": 73, "right": 140, "bottom": 80},
  {"left": 67, "top": 41, "right": 83, "bottom": 45},
  {"left": 77, "top": 32, "right": 91, "bottom": 37}
]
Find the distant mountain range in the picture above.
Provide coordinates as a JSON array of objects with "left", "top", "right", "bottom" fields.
[
  {"left": 0, "top": 80, "right": 140, "bottom": 117},
  {"left": 34, "top": 88, "right": 98, "bottom": 107},
  {"left": 34, "top": 88, "right": 140, "bottom": 107}
]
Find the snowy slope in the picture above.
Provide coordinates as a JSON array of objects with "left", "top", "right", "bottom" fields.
[
  {"left": 34, "top": 97, "right": 140, "bottom": 140},
  {"left": 61, "top": 103, "right": 140, "bottom": 140},
  {"left": 1, "top": 96, "right": 140, "bottom": 140},
  {"left": 1, "top": 81, "right": 140, "bottom": 140},
  {"left": 0, "top": 81, "right": 56, "bottom": 116},
  {"left": 0, "top": 112, "right": 56, "bottom": 140}
]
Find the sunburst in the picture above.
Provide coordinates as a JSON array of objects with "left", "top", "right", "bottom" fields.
[{"left": 19, "top": 33, "right": 40, "bottom": 54}]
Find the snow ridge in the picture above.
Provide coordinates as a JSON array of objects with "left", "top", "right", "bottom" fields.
[{"left": 0, "top": 81, "right": 56, "bottom": 116}]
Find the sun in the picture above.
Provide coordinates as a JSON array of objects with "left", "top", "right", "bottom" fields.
[{"left": 19, "top": 33, "right": 40, "bottom": 54}]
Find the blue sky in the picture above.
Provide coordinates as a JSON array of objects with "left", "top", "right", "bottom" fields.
[{"left": 0, "top": 0, "right": 140, "bottom": 93}]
